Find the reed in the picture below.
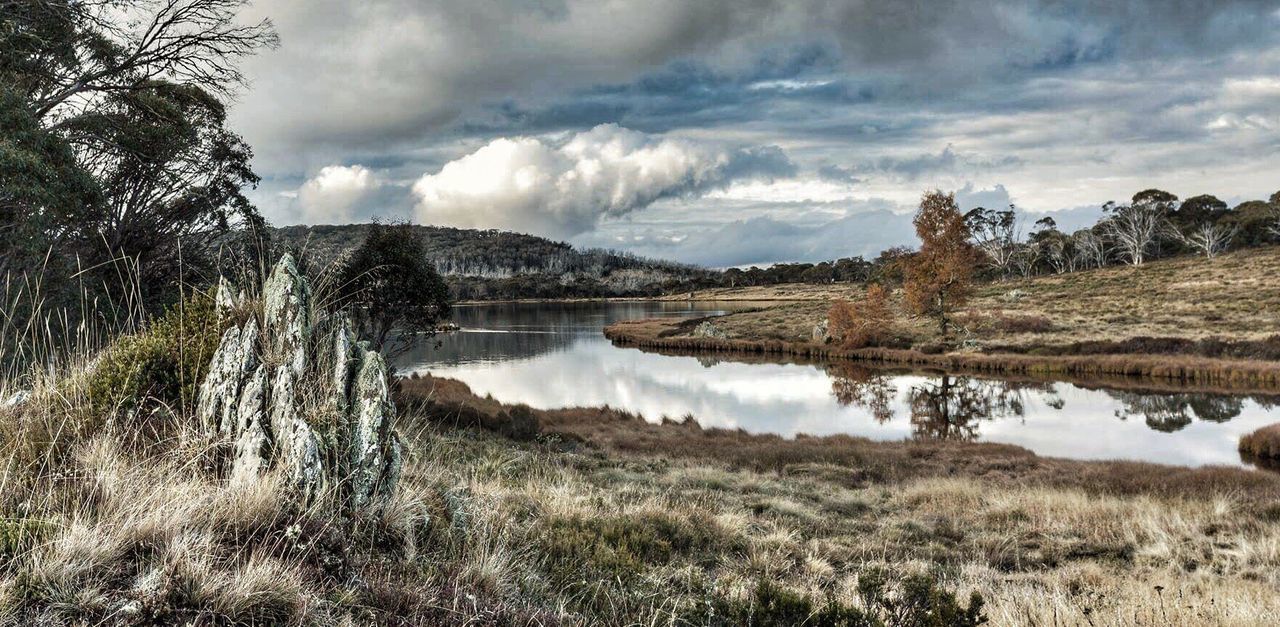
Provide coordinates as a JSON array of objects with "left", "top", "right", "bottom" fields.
[{"left": 1240, "top": 423, "right": 1280, "bottom": 461}]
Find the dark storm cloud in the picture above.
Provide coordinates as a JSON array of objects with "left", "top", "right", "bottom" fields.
[
  {"left": 236, "top": 0, "right": 1280, "bottom": 158},
  {"left": 232, "top": 0, "right": 1280, "bottom": 266}
]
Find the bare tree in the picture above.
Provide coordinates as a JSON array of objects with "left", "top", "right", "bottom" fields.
[
  {"left": 1174, "top": 221, "right": 1238, "bottom": 259},
  {"left": 1072, "top": 230, "right": 1107, "bottom": 269},
  {"left": 9, "top": 0, "right": 278, "bottom": 124},
  {"left": 1011, "top": 243, "right": 1040, "bottom": 278},
  {"left": 1101, "top": 201, "right": 1166, "bottom": 266},
  {"left": 964, "top": 206, "right": 1019, "bottom": 279}
]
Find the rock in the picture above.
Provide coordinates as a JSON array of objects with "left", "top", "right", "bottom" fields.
[
  {"left": 230, "top": 365, "right": 270, "bottom": 486},
  {"left": 1, "top": 390, "right": 30, "bottom": 409},
  {"left": 812, "top": 319, "right": 830, "bottom": 343},
  {"left": 263, "top": 253, "right": 311, "bottom": 378},
  {"left": 196, "top": 319, "right": 259, "bottom": 434},
  {"left": 199, "top": 253, "right": 402, "bottom": 509},
  {"left": 214, "top": 276, "right": 237, "bottom": 316},
  {"left": 349, "top": 350, "right": 397, "bottom": 507},
  {"left": 692, "top": 321, "right": 729, "bottom": 339}
]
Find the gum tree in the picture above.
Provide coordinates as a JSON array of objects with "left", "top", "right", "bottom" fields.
[{"left": 903, "top": 190, "right": 978, "bottom": 336}]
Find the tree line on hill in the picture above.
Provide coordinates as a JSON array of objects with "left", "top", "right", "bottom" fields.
[
  {"left": 965, "top": 189, "right": 1280, "bottom": 280},
  {"left": 272, "top": 224, "right": 719, "bottom": 301},
  {"left": 827, "top": 187, "right": 1280, "bottom": 350}
]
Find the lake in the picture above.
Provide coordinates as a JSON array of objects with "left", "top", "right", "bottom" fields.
[{"left": 396, "top": 301, "right": 1280, "bottom": 468}]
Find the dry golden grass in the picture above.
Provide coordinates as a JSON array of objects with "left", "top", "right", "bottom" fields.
[
  {"left": 4, "top": 358, "right": 1280, "bottom": 625},
  {"left": 1240, "top": 423, "right": 1280, "bottom": 462},
  {"left": 396, "top": 375, "right": 1280, "bottom": 626},
  {"left": 606, "top": 247, "right": 1280, "bottom": 392},
  {"left": 674, "top": 246, "right": 1280, "bottom": 348}
]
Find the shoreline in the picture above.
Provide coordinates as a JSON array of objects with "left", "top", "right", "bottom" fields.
[{"left": 603, "top": 316, "right": 1280, "bottom": 395}]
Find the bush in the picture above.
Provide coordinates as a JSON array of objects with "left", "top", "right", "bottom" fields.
[
  {"left": 1240, "top": 423, "right": 1280, "bottom": 461},
  {"left": 994, "top": 313, "right": 1055, "bottom": 334},
  {"left": 706, "top": 568, "right": 986, "bottom": 626},
  {"left": 829, "top": 284, "right": 896, "bottom": 349},
  {"left": 335, "top": 222, "right": 451, "bottom": 354},
  {"left": 86, "top": 291, "right": 230, "bottom": 418}
]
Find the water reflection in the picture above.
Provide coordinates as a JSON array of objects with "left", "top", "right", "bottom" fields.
[
  {"left": 399, "top": 302, "right": 1280, "bottom": 468},
  {"left": 1109, "top": 392, "right": 1244, "bottom": 432},
  {"left": 827, "top": 366, "right": 1062, "bottom": 442}
]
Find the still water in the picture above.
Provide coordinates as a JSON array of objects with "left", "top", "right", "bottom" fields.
[{"left": 396, "top": 301, "right": 1280, "bottom": 468}]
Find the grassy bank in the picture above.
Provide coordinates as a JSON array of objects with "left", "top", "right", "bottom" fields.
[
  {"left": 4, "top": 341, "right": 1280, "bottom": 625},
  {"left": 670, "top": 246, "right": 1280, "bottom": 346},
  {"left": 397, "top": 374, "right": 1280, "bottom": 626},
  {"left": 606, "top": 246, "right": 1280, "bottom": 392}
]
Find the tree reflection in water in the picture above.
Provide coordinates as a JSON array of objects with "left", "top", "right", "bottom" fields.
[
  {"left": 907, "top": 375, "right": 1043, "bottom": 441},
  {"left": 1107, "top": 392, "right": 1245, "bottom": 432},
  {"left": 827, "top": 366, "right": 1058, "bottom": 441},
  {"left": 827, "top": 364, "right": 896, "bottom": 424}
]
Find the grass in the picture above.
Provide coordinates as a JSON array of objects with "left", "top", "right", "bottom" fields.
[
  {"left": 605, "top": 246, "right": 1280, "bottom": 392},
  {"left": 3, "top": 346, "right": 1280, "bottom": 623},
  {"left": 668, "top": 246, "right": 1280, "bottom": 348},
  {"left": 1240, "top": 423, "right": 1280, "bottom": 467},
  {"left": 389, "top": 375, "right": 1280, "bottom": 625},
  {"left": 4, "top": 249, "right": 1280, "bottom": 624}
]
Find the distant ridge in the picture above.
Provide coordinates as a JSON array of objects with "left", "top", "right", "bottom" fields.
[{"left": 271, "top": 224, "right": 714, "bottom": 299}]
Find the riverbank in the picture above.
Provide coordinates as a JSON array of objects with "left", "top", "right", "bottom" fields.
[
  {"left": 395, "top": 373, "right": 1280, "bottom": 625},
  {"left": 604, "top": 246, "right": 1280, "bottom": 393}
]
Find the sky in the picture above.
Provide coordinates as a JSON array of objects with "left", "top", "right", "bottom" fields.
[{"left": 230, "top": 0, "right": 1280, "bottom": 268}]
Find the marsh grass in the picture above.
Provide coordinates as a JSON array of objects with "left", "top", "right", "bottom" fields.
[
  {"left": 1240, "top": 423, "right": 1280, "bottom": 462},
  {"left": 4, "top": 249, "right": 1280, "bottom": 624},
  {"left": 396, "top": 375, "right": 1280, "bottom": 625}
]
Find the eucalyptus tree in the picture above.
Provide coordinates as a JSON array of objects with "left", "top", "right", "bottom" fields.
[
  {"left": 964, "top": 205, "right": 1019, "bottom": 279},
  {"left": 1, "top": 0, "right": 276, "bottom": 314}
]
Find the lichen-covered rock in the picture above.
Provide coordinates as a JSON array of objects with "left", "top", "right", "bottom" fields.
[
  {"left": 1, "top": 390, "right": 30, "bottom": 410},
  {"left": 692, "top": 320, "right": 729, "bottom": 339},
  {"left": 199, "top": 253, "right": 402, "bottom": 510},
  {"left": 350, "top": 350, "right": 398, "bottom": 507},
  {"left": 197, "top": 319, "right": 259, "bottom": 434},
  {"left": 263, "top": 253, "right": 311, "bottom": 378},
  {"left": 214, "top": 277, "right": 237, "bottom": 317},
  {"left": 230, "top": 365, "right": 270, "bottom": 486}
]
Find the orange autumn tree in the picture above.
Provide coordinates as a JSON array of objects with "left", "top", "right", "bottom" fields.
[
  {"left": 903, "top": 190, "right": 979, "bottom": 337},
  {"left": 828, "top": 283, "right": 894, "bottom": 348}
]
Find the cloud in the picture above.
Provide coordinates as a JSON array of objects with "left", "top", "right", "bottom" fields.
[
  {"left": 854, "top": 146, "right": 1024, "bottom": 181},
  {"left": 230, "top": 0, "right": 1280, "bottom": 253},
  {"left": 234, "top": 0, "right": 1280, "bottom": 166},
  {"left": 574, "top": 182, "right": 1112, "bottom": 267},
  {"left": 411, "top": 124, "right": 795, "bottom": 238},
  {"left": 294, "top": 165, "right": 381, "bottom": 224}
]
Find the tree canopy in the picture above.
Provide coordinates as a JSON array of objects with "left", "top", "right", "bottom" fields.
[{"left": 335, "top": 223, "right": 452, "bottom": 354}]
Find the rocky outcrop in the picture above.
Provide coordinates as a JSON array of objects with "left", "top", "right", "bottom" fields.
[
  {"left": 692, "top": 321, "right": 729, "bottom": 339},
  {"left": 195, "top": 254, "right": 402, "bottom": 508}
]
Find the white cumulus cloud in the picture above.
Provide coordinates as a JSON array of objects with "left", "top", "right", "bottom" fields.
[
  {"left": 295, "top": 165, "right": 380, "bottom": 224},
  {"left": 411, "top": 124, "right": 795, "bottom": 238}
]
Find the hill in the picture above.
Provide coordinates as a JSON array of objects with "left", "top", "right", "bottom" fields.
[{"left": 271, "top": 224, "right": 716, "bottom": 300}]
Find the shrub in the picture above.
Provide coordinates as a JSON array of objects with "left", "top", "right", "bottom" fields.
[
  {"left": 994, "top": 313, "right": 1055, "bottom": 334},
  {"left": 0, "top": 518, "right": 54, "bottom": 560},
  {"left": 706, "top": 568, "right": 986, "bottom": 627},
  {"left": 86, "top": 291, "right": 230, "bottom": 418},
  {"left": 1240, "top": 423, "right": 1280, "bottom": 461},
  {"left": 335, "top": 222, "right": 451, "bottom": 354},
  {"left": 829, "top": 284, "right": 896, "bottom": 349}
]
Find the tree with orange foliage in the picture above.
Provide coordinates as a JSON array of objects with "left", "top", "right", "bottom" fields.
[
  {"left": 903, "top": 191, "right": 978, "bottom": 337},
  {"left": 828, "top": 283, "right": 894, "bottom": 348}
]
